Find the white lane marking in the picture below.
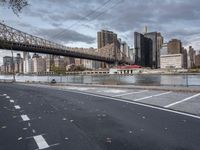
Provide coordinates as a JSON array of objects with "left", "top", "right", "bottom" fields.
[
  {"left": 60, "top": 89, "right": 200, "bottom": 119},
  {"left": 18, "top": 137, "right": 23, "bottom": 141},
  {"left": 10, "top": 100, "right": 14, "bottom": 103},
  {"left": 153, "top": 91, "right": 172, "bottom": 97},
  {"left": 21, "top": 115, "right": 30, "bottom": 121},
  {"left": 33, "top": 135, "right": 49, "bottom": 150},
  {"left": 134, "top": 91, "right": 172, "bottom": 101},
  {"left": 28, "top": 122, "right": 31, "bottom": 127},
  {"left": 6, "top": 96, "right": 10, "bottom": 99},
  {"left": 1, "top": 126, "right": 7, "bottom": 129},
  {"left": 102, "top": 89, "right": 127, "bottom": 93},
  {"left": 14, "top": 105, "right": 21, "bottom": 109},
  {"left": 165, "top": 93, "right": 200, "bottom": 108},
  {"left": 3, "top": 94, "right": 7, "bottom": 96},
  {"left": 134, "top": 96, "right": 153, "bottom": 101},
  {"left": 113, "top": 90, "right": 148, "bottom": 97},
  {"left": 32, "top": 129, "right": 36, "bottom": 133}
]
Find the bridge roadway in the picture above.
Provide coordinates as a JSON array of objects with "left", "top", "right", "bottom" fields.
[{"left": 0, "top": 83, "right": 200, "bottom": 150}]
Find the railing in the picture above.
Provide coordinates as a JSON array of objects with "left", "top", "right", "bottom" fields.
[{"left": 1, "top": 74, "right": 200, "bottom": 87}]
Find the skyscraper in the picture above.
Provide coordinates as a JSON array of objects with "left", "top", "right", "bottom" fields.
[
  {"left": 97, "top": 30, "right": 118, "bottom": 49},
  {"left": 97, "top": 30, "right": 119, "bottom": 68},
  {"left": 134, "top": 31, "right": 163, "bottom": 68},
  {"left": 188, "top": 46, "right": 195, "bottom": 68},
  {"left": 134, "top": 32, "right": 152, "bottom": 67}
]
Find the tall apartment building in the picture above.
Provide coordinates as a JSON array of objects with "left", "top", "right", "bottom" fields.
[
  {"left": 188, "top": 46, "right": 195, "bottom": 68},
  {"left": 167, "top": 39, "right": 182, "bottom": 54},
  {"left": 134, "top": 31, "right": 163, "bottom": 68},
  {"left": 97, "top": 30, "right": 120, "bottom": 68},
  {"left": 14, "top": 53, "right": 23, "bottom": 73},
  {"left": 182, "top": 48, "right": 188, "bottom": 69},
  {"left": 32, "top": 56, "right": 46, "bottom": 73},
  {"left": 97, "top": 30, "right": 118, "bottom": 49},
  {"left": 195, "top": 53, "right": 200, "bottom": 67},
  {"left": 3, "top": 56, "right": 13, "bottom": 73},
  {"left": 23, "top": 52, "right": 31, "bottom": 74},
  {"left": 46, "top": 55, "right": 54, "bottom": 72}
]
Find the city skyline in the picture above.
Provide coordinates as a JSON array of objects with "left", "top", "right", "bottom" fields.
[{"left": 1, "top": 0, "right": 200, "bottom": 64}]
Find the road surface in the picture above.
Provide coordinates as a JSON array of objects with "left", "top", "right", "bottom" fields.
[{"left": 0, "top": 83, "right": 200, "bottom": 150}]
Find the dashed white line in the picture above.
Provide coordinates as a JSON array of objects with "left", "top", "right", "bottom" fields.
[
  {"left": 32, "top": 129, "right": 36, "bottom": 133},
  {"left": 21, "top": 115, "right": 30, "bottom": 121},
  {"left": 134, "top": 91, "right": 172, "bottom": 101},
  {"left": 165, "top": 93, "right": 200, "bottom": 108},
  {"left": 33, "top": 135, "right": 49, "bottom": 150},
  {"left": 28, "top": 122, "right": 31, "bottom": 127},
  {"left": 114, "top": 90, "right": 148, "bottom": 97},
  {"left": 10, "top": 100, "right": 14, "bottom": 103},
  {"left": 6, "top": 96, "right": 10, "bottom": 99},
  {"left": 14, "top": 105, "right": 21, "bottom": 109}
]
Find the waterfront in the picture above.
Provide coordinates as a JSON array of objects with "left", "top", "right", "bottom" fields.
[{"left": 1, "top": 74, "right": 200, "bottom": 87}]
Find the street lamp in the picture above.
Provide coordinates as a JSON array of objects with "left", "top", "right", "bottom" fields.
[{"left": 11, "top": 45, "right": 16, "bottom": 82}]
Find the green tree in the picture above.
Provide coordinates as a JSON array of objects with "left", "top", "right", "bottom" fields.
[{"left": 0, "top": 0, "right": 28, "bottom": 15}]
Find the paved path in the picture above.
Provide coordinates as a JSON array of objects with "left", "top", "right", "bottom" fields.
[{"left": 0, "top": 83, "right": 200, "bottom": 150}]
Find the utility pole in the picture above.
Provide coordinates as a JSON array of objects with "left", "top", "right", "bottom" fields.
[{"left": 11, "top": 45, "right": 16, "bottom": 82}]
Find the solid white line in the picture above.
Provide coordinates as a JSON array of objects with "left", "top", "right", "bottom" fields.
[
  {"left": 165, "top": 93, "right": 200, "bottom": 108},
  {"left": 21, "top": 115, "right": 30, "bottom": 121},
  {"left": 134, "top": 91, "right": 172, "bottom": 101},
  {"left": 33, "top": 135, "right": 49, "bottom": 150},
  {"left": 114, "top": 90, "right": 148, "bottom": 97},
  {"left": 60, "top": 89, "right": 200, "bottom": 120},
  {"left": 14, "top": 105, "right": 21, "bottom": 109}
]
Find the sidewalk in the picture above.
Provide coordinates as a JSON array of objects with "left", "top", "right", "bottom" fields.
[{"left": 20, "top": 82, "right": 200, "bottom": 93}]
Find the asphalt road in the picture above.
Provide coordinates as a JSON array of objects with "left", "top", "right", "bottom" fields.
[{"left": 0, "top": 83, "right": 200, "bottom": 150}]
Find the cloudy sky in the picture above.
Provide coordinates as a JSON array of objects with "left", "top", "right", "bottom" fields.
[{"left": 0, "top": 0, "right": 200, "bottom": 64}]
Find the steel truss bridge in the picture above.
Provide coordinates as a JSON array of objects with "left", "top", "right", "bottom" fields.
[{"left": 0, "top": 23, "right": 132, "bottom": 64}]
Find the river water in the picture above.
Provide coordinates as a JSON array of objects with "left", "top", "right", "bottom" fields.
[{"left": 0, "top": 74, "right": 200, "bottom": 87}]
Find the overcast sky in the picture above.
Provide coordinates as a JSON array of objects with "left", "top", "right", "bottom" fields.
[{"left": 1, "top": 0, "right": 200, "bottom": 64}]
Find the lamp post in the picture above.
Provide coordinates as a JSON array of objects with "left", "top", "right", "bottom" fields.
[{"left": 11, "top": 45, "right": 16, "bottom": 82}]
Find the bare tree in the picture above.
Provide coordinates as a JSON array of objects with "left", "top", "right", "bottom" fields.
[{"left": 0, "top": 0, "right": 28, "bottom": 15}]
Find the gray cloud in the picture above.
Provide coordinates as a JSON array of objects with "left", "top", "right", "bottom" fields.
[
  {"left": 1, "top": 0, "right": 200, "bottom": 49},
  {"left": 35, "top": 28, "right": 95, "bottom": 44}
]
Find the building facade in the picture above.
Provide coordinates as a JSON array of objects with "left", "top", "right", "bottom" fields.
[
  {"left": 195, "top": 54, "right": 200, "bottom": 67},
  {"left": 32, "top": 57, "right": 46, "bottom": 73},
  {"left": 167, "top": 39, "right": 182, "bottom": 54},
  {"left": 188, "top": 46, "right": 195, "bottom": 68},
  {"left": 160, "top": 54, "right": 183, "bottom": 69},
  {"left": 134, "top": 31, "right": 163, "bottom": 68}
]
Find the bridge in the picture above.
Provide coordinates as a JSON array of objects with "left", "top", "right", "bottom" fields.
[{"left": 0, "top": 23, "right": 132, "bottom": 64}]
